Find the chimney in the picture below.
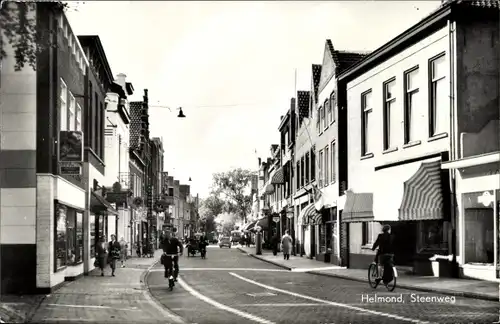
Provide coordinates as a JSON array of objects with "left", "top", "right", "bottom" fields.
[
  {"left": 116, "top": 73, "right": 126, "bottom": 88},
  {"left": 143, "top": 89, "right": 148, "bottom": 103},
  {"left": 258, "top": 157, "right": 261, "bottom": 166},
  {"left": 290, "top": 98, "right": 296, "bottom": 114}
]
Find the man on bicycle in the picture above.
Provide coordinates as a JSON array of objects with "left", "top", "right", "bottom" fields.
[
  {"left": 161, "top": 228, "right": 184, "bottom": 282},
  {"left": 372, "top": 224, "right": 394, "bottom": 285}
]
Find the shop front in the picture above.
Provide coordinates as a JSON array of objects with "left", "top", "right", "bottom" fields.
[
  {"left": 298, "top": 202, "right": 321, "bottom": 259},
  {"left": 89, "top": 191, "right": 118, "bottom": 268},
  {"left": 442, "top": 152, "right": 500, "bottom": 282}
]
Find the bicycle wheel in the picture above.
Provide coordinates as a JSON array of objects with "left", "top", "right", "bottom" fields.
[
  {"left": 368, "top": 263, "right": 379, "bottom": 288},
  {"left": 385, "top": 267, "right": 397, "bottom": 292}
]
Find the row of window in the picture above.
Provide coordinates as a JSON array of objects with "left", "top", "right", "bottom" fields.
[
  {"left": 361, "top": 53, "right": 447, "bottom": 156},
  {"left": 60, "top": 79, "right": 82, "bottom": 132},
  {"left": 316, "top": 91, "right": 337, "bottom": 135},
  {"left": 58, "top": 15, "right": 86, "bottom": 73},
  {"left": 293, "top": 141, "right": 337, "bottom": 191}
]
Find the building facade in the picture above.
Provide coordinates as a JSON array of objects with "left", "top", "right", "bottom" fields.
[{"left": 339, "top": 0, "right": 499, "bottom": 281}]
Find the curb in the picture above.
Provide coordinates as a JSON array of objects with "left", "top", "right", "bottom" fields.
[
  {"left": 238, "top": 247, "right": 498, "bottom": 302},
  {"left": 142, "top": 256, "right": 188, "bottom": 324},
  {"left": 309, "top": 271, "right": 499, "bottom": 302},
  {"left": 237, "top": 247, "right": 293, "bottom": 271}
]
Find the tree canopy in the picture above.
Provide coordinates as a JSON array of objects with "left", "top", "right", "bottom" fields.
[{"left": 0, "top": 1, "right": 69, "bottom": 71}]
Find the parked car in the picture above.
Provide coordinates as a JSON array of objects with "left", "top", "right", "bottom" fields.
[{"left": 219, "top": 236, "right": 232, "bottom": 248}]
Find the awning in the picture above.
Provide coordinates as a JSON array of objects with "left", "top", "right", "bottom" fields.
[
  {"left": 243, "top": 220, "right": 257, "bottom": 231},
  {"left": 264, "top": 183, "right": 275, "bottom": 195},
  {"left": 299, "top": 203, "right": 321, "bottom": 225},
  {"left": 91, "top": 192, "right": 119, "bottom": 216},
  {"left": 271, "top": 167, "right": 285, "bottom": 184},
  {"left": 399, "top": 159, "right": 444, "bottom": 220},
  {"left": 256, "top": 217, "right": 269, "bottom": 229},
  {"left": 342, "top": 191, "right": 374, "bottom": 223},
  {"left": 310, "top": 212, "right": 323, "bottom": 225}
]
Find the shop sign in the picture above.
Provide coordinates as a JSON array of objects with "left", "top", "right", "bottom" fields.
[
  {"left": 272, "top": 216, "right": 280, "bottom": 223},
  {"left": 478, "top": 191, "right": 494, "bottom": 207},
  {"left": 60, "top": 163, "right": 81, "bottom": 175},
  {"left": 59, "top": 131, "right": 83, "bottom": 162}
]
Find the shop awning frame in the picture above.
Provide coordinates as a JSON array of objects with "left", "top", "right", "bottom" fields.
[
  {"left": 91, "top": 191, "right": 119, "bottom": 216},
  {"left": 299, "top": 203, "right": 321, "bottom": 225},
  {"left": 342, "top": 191, "right": 374, "bottom": 223},
  {"left": 271, "top": 167, "right": 285, "bottom": 184},
  {"left": 264, "top": 183, "right": 275, "bottom": 195},
  {"left": 399, "top": 159, "right": 445, "bottom": 221}
]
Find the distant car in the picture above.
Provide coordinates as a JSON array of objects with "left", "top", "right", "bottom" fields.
[{"left": 219, "top": 236, "right": 232, "bottom": 248}]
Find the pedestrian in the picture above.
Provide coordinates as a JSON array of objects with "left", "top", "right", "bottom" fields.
[
  {"left": 108, "top": 234, "right": 121, "bottom": 277},
  {"left": 119, "top": 237, "right": 128, "bottom": 267},
  {"left": 271, "top": 230, "right": 279, "bottom": 256},
  {"left": 95, "top": 236, "right": 108, "bottom": 276},
  {"left": 281, "top": 230, "right": 293, "bottom": 260}
]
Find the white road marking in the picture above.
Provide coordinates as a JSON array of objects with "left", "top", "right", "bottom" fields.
[
  {"left": 46, "top": 304, "right": 140, "bottom": 312},
  {"left": 292, "top": 266, "right": 345, "bottom": 272},
  {"left": 0, "top": 318, "right": 4, "bottom": 323},
  {"left": 246, "top": 292, "right": 277, "bottom": 297},
  {"left": 238, "top": 303, "right": 327, "bottom": 307},
  {"left": 230, "top": 272, "right": 430, "bottom": 324},
  {"left": 176, "top": 277, "right": 275, "bottom": 324},
  {"left": 149, "top": 268, "right": 287, "bottom": 272}
]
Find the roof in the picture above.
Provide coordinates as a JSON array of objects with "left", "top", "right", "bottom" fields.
[
  {"left": 77, "top": 35, "right": 114, "bottom": 85},
  {"left": 297, "top": 91, "right": 310, "bottom": 119},
  {"left": 311, "top": 65, "right": 322, "bottom": 102},
  {"left": 333, "top": 51, "right": 370, "bottom": 74},
  {"left": 338, "top": 0, "right": 499, "bottom": 82}
]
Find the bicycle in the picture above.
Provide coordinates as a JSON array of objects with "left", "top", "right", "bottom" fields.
[
  {"left": 161, "top": 253, "right": 180, "bottom": 291},
  {"left": 368, "top": 256, "right": 398, "bottom": 292}
]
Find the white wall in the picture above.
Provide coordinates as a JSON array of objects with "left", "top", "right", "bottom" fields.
[{"left": 347, "top": 26, "right": 451, "bottom": 195}]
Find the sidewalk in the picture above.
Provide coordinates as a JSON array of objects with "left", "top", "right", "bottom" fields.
[
  {"left": 0, "top": 251, "right": 186, "bottom": 324},
  {"left": 238, "top": 246, "right": 499, "bottom": 301}
]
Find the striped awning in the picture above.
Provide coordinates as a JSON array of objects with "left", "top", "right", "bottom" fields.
[
  {"left": 271, "top": 167, "right": 285, "bottom": 184},
  {"left": 299, "top": 203, "right": 320, "bottom": 225},
  {"left": 399, "top": 160, "right": 444, "bottom": 220},
  {"left": 264, "top": 183, "right": 275, "bottom": 195},
  {"left": 310, "top": 212, "right": 323, "bottom": 225},
  {"left": 243, "top": 220, "right": 257, "bottom": 231},
  {"left": 342, "top": 191, "right": 374, "bottom": 223}
]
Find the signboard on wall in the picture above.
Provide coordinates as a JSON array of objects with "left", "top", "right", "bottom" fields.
[
  {"left": 59, "top": 131, "right": 83, "bottom": 162},
  {"left": 273, "top": 216, "right": 280, "bottom": 223}
]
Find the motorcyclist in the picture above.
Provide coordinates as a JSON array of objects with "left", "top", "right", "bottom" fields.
[{"left": 161, "top": 228, "right": 184, "bottom": 282}]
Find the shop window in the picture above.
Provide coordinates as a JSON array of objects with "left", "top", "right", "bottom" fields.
[
  {"left": 55, "top": 204, "right": 67, "bottom": 271},
  {"left": 67, "top": 209, "right": 76, "bottom": 264},
  {"left": 463, "top": 191, "right": 495, "bottom": 265},
  {"left": 417, "top": 220, "right": 448, "bottom": 253},
  {"left": 90, "top": 214, "right": 96, "bottom": 257},
  {"left": 76, "top": 212, "right": 83, "bottom": 263},
  {"left": 319, "top": 225, "right": 326, "bottom": 253},
  {"left": 326, "top": 223, "right": 332, "bottom": 253},
  {"left": 362, "top": 222, "right": 377, "bottom": 246},
  {"left": 332, "top": 221, "right": 338, "bottom": 256}
]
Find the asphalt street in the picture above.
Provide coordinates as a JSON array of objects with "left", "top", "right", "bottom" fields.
[{"left": 147, "top": 246, "right": 499, "bottom": 324}]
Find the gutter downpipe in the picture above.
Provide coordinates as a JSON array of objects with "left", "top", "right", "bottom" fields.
[{"left": 448, "top": 17, "right": 459, "bottom": 278}]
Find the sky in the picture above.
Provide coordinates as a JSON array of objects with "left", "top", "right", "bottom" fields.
[{"left": 66, "top": 0, "right": 441, "bottom": 198}]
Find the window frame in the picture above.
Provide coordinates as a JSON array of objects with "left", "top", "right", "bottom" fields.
[
  {"left": 68, "top": 92, "right": 76, "bottom": 131},
  {"left": 318, "top": 149, "right": 324, "bottom": 188},
  {"left": 382, "top": 78, "right": 396, "bottom": 150},
  {"left": 360, "top": 90, "right": 372, "bottom": 156},
  {"left": 310, "top": 148, "right": 316, "bottom": 182},
  {"left": 317, "top": 106, "right": 323, "bottom": 135},
  {"left": 404, "top": 66, "right": 420, "bottom": 144},
  {"left": 60, "top": 79, "right": 68, "bottom": 131},
  {"left": 331, "top": 140, "right": 336, "bottom": 183},
  {"left": 324, "top": 145, "right": 329, "bottom": 187},
  {"left": 428, "top": 53, "right": 447, "bottom": 137},
  {"left": 324, "top": 98, "right": 330, "bottom": 131},
  {"left": 76, "top": 103, "right": 82, "bottom": 131},
  {"left": 296, "top": 161, "right": 300, "bottom": 191},
  {"left": 300, "top": 156, "right": 305, "bottom": 188},
  {"left": 305, "top": 152, "right": 310, "bottom": 185},
  {"left": 362, "top": 222, "right": 376, "bottom": 246},
  {"left": 330, "top": 91, "right": 336, "bottom": 124}
]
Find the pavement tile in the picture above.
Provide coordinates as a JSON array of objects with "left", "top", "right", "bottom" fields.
[{"left": 237, "top": 246, "right": 500, "bottom": 302}]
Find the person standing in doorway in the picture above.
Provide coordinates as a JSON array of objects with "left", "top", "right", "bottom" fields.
[
  {"left": 271, "top": 230, "right": 279, "bottom": 256},
  {"left": 119, "top": 237, "right": 128, "bottom": 268},
  {"left": 281, "top": 230, "right": 293, "bottom": 260},
  {"left": 108, "top": 234, "right": 121, "bottom": 277}
]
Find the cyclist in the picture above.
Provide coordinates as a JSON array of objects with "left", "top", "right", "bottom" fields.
[
  {"left": 371, "top": 224, "right": 395, "bottom": 286},
  {"left": 161, "top": 228, "right": 184, "bottom": 282}
]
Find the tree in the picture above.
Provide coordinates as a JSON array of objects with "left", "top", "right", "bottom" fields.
[
  {"left": 211, "top": 168, "right": 255, "bottom": 224},
  {"left": 0, "top": 1, "right": 74, "bottom": 71},
  {"left": 214, "top": 212, "right": 239, "bottom": 235},
  {"left": 197, "top": 195, "right": 225, "bottom": 233}
]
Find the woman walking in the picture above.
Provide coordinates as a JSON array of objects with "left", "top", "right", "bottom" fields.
[
  {"left": 281, "top": 230, "right": 293, "bottom": 260},
  {"left": 119, "top": 237, "right": 128, "bottom": 268},
  {"left": 108, "top": 234, "right": 121, "bottom": 276},
  {"left": 96, "top": 236, "right": 108, "bottom": 276}
]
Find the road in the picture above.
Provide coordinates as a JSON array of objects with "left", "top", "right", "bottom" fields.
[{"left": 147, "top": 246, "right": 498, "bottom": 324}]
